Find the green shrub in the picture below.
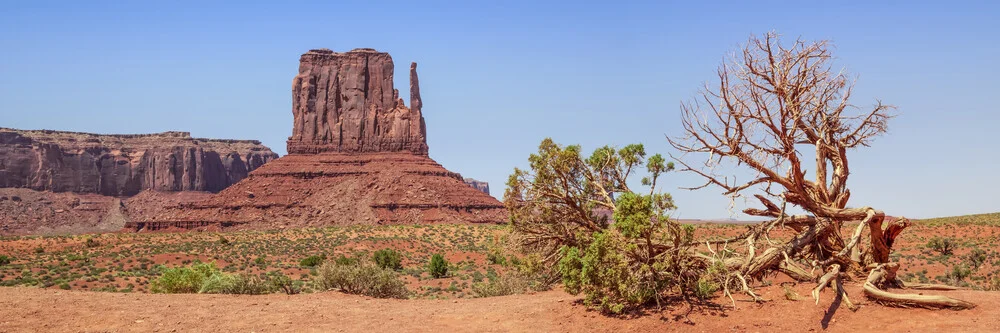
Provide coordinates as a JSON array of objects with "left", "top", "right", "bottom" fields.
[
  {"left": 926, "top": 236, "right": 955, "bottom": 255},
  {"left": 946, "top": 264, "right": 972, "bottom": 285},
  {"left": 0, "top": 255, "right": 11, "bottom": 266},
  {"left": 59, "top": 282, "right": 71, "bottom": 290},
  {"left": 333, "top": 254, "right": 359, "bottom": 266},
  {"left": 268, "top": 273, "right": 301, "bottom": 295},
  {"left": 472, "top": 273, "right": 531, "bottom": 297},
  {"left": 151, "top": 262, "right": 284, "bottom": 295},
  {"left": 556, "top": 192, "right": 697, "bottom": 314},
  {"left": 486, "top": 249, "right": 507, "bottom": 266},
  {"left": 965, "top": 248, "right": 988, "bottom": 269},
  {"left": 254, "top": 256, "right": 267, "bottom": 267},
  {"left": 151, "top": 262, "right": 221, "bottom": 294},
  {"left": 373, "top": 249, "right": 403, "bottom": 270},
  {"left": 694, "top": 278, "right": 718, "bottom": 301},
  {"left": 300, "top": 255, "right": 326, "bottom": 268},
  {"left": 313, "top": 260, "right": 409, "bottom": 299},
  {"left": 84, "top": 238, "right": 100, "bottom": 248},
  {"left": 428, "top": 254, "right": 449, "bottom": 278},
  {"left": 34, "top": 247, "right": 44, "bottom": 254},
  {"left": 202, "top": 274, "right": 273, "bottom": 295}
]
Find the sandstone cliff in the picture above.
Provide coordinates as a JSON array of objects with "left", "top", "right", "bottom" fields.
[
  {"left": 139, "top": 48, "right": 504, "bottom": 230},
  {"left": 0, "top": 128, "right": 278, "bottom": 196},
  {"left": 463, "top": 178, "right": 490, "bottom": 195},
  {"left": 287, "top": 48, "right": 428, "bottom": 155}
]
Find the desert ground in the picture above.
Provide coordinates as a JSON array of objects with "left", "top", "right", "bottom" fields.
[
  {"left": 1, "top": 214, "right": 999, "bottom": 332},
  {"left": 1, "top": 284, "right": 998, "bottom": 332}
]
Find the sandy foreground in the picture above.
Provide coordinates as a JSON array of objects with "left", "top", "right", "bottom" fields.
[{"left": 1, "top": 284, "right": 998, "bottom": 333}]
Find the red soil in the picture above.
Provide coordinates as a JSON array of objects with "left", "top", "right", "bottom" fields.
[{"left": 0, "top": 285, "right": 996, "bottom": 332}]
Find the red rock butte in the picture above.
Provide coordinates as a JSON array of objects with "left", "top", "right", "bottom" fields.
[
  {"left": 135, "top": 48, "right": 505, "bottom": 231},
  {"left": 287, "top": 48, "right": 428, "bottom": 155}
]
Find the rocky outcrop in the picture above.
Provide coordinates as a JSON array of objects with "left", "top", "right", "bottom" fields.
[
  {"left": 287, "top": 48, "right": 428, "bottom": 155},
  {"left": 140, "top": 48, "right": 504, "bottom": 230},
  {"left": 140, "top": 153, "right": 506, "bottom": 229},
  {"left": 463, "top": 178, "right": 490, "bottom": 195},
  {"left": 0, "top": 128, "right": 278, "bottom": 196}
]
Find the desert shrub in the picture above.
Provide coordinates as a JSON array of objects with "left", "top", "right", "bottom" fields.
[
  {"left": 151, "top": 262, "right": 222, "bottom": 294},
  {"left": 152, "top": 262, "right": 284, "bottom": 295},
  {"left": 926, "top": 236, "right": 955, "bottom": 255},
  {"left": 267, "top": 273, "right": 301, "bottom": 295},
  {"left": 313, "top": 260, "right": 408, "bottom": 299},
  {"left": 333, "top": 254, "right": 359, "bottom": 266},
  {"left": 946, "top": 264, "right": 973, "bottom": 285},
  {"left": 373, "top": 249, "right": 402, "bottom": 270},
  {"left": 84, "top": 238, "right": 100, "bottom": 248},
  {"left": 218, "top": 236, "right": 230, "bottom": 245},
  {"left": 694, "top": 278, "right": 719, "bottom": 301},
  {"left": 472, "top": 273, "right": 531, "bottom": 297},
  {"left": 0, "top": 255, "right": 11, "bottom": 266},
  {"left": 486, "top": 248, "right": 507, "bottom": 266},
  {"left": 59, "top": 282, "right": 71, "bottom": 290},
  {"left": 300, "top": 255, "right": 326, "bottom": 268},
  {"left": 557, "top": 193, "right": 698, "bottom": 314},
  {"left": 428, "top": 254, "right": 449, "bottom": 278},
  {"left": 988, "top": 277, "right": 1000, "bottom": 291},
  {"left": 965, "top": 248, "right": 988, "bottom": 269},
  {"left": 473, "top": 254, "right": 549, "bottom": 297},
  {"left": 254, "top": 256, "right": 267, "bottom": 267},
  {"left": 201, "top": 274, "right": 274, "bottom": 295},
  {"left": 34, "top": 247, "right": 44, "bottom": 254},
  {"left": 509, "top": 140, "right": 704, "bottom": 314}
]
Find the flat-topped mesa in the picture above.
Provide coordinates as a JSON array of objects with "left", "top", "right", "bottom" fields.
[
  {"left": 287, "top": 48, "right": 428, "bottom": 155},
  {"left": 0, "top": 128, "right": 278, "bottom": 196}
]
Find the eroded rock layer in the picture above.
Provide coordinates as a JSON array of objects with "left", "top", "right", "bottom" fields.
[
  {"left": 287, "top": 48, "right": 428, "bottom": 155},
  {"left": 463, "top": 178, "right": 490, "bottom": 195},
  {"left": 0, "top": 128, "right": 278, "bottom": 196},
  {"left": 140, "top": 153, "right": 504, "bottom": 229},
  {"left": 140, "top": 48, "right": 504, "bottom": 230}
]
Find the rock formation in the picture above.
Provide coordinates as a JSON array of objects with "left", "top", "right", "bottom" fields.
[
  {"left": 139, "top": 48, "right": 504, "bottom": 230},
  {"left": 287, "top": 48, "right": 427, "bottom": 155},
  {"left": 0, "top": 128, "right": 278, "bottom": 196},
  {"left": 463, "top": 178, "right": 490, "bottom": 195}
]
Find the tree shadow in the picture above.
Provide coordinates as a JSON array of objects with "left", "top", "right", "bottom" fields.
[
  {"left": 573, "top": 294, "right": 732, "bottom": 325},
  {"left": 820, "top": 288, "right": 843, "bottom": 329}
]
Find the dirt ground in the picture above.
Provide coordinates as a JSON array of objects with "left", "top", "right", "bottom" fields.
[{"left": 1, "top": 284, "right": 997, "bottom": 333}]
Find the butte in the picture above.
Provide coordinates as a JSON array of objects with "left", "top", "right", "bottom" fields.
[{"left": 134, "top": 48, "right": 505, "bottom": 230}]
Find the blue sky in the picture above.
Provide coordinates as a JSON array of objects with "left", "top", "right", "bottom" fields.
[{"left": 2, "top": 1, "right": 998, "bottom": 219}]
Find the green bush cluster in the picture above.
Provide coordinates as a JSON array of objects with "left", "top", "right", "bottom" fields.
[
  {"left": 926, "top": 236, "right": 955, "bottom": 255},
  {"left": 313, "top": 259, "right": 409, "bottom": 299},
  {"left": 558, "top": 193, "right": 697, "bottom": 314},
  {"left": 151, "top": 262, "right": 290, "bottom": 295},
  {"left": 84, "top": 238, "right": 100, "bottom": 248},
  {"left": 0, "top": 255, "right": 11, "bottom": 266},
  {"left": 300, "top": 254, "right": 326, "bottom": 268},
  {"left": 428, "top": 254, "right": 449, "bottom": 278},
  {"left": 472, "top": 255, "right": 547, "bottom": 297},
  {"left": 373, "top": 249, "right": 403, "bottom": 270}
]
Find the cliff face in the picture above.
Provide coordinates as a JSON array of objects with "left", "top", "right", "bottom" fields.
[
  {"left": 287, "top": 48, "right": 428, "bottom": 155},
  {"left": 0, "top": 128, "right": 278, "bottom": 196},
  {"left": 137, "top": 48, "right": 504, "bottom": 230},
  {"left": 463, "top": 178, "right": 490, "bottom": 195}
]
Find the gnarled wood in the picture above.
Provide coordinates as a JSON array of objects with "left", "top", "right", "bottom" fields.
[{"left": 669, "top": 32, "right": 973, "bottom": 310}]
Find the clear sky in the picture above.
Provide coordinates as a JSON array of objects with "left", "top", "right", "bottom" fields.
[{"left": 2, "top": 1, "right": 997, "bottom": 219}]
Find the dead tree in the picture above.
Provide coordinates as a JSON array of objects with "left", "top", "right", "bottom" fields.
[{"left": 668, "top": 32, "right": 973, "bottom": 309}]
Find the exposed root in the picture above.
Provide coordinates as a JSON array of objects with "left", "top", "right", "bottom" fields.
[
  {"left": 863, "top": 265, "right": 975, "bottom": 310},
  {"left": 901, "top": 282, "right": 962, "bottom": 291},
  {"left": 863, "top": 283, "right": 975, "bottom": 310},
  {"left": 812, "top": 264, "right": 840, "bottom": 305}
]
